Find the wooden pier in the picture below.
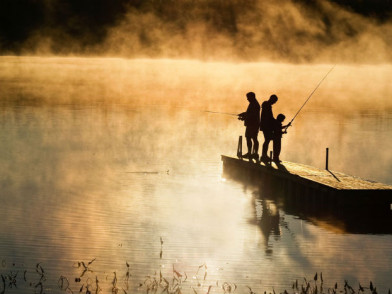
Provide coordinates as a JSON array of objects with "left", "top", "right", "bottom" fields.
[{"left": 221, "top": 155, "right": 392, "bottom": 211}]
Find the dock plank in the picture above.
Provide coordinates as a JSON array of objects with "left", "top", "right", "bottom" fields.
[{"left": 221, "top": 155, "right": 392, "bottom": 191}]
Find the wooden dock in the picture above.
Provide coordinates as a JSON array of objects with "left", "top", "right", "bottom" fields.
[{"left": 221, "top": 155, "right": 392, "bottom": 210}]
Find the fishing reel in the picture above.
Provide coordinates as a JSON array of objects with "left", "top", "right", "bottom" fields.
[
  {"left": 282, "top": 122, "right": 292, "bottom": 134},
  {"left": 238, "top": 113, "right": 246, "bottom": 121}
]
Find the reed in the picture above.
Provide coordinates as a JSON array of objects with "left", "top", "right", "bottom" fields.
[{"left": 0, "top": 241, "right": 390, "bottom": 294}]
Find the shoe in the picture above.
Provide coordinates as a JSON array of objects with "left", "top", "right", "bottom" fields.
[
  {"left": 260, "top": 155, "right": 271, "bottom": 162},
  {"left": 273, "top": 158, "right": 282, "bottom": 163},
  {"left": 251, "top": 153, "right": 259, "bottom": 160},
  {"left": 241, "top": 153, "right": 250, "bottom": 158}
]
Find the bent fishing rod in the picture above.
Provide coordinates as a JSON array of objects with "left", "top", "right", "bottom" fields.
[{"left": 286, "top": 64, "right": 336, "bottom": 129}]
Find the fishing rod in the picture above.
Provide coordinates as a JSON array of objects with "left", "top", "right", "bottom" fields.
[
  {"left": 287, "top": 64, "right": 336, "bottom": 129},
  {"left": 203, "top": 110, "right": 238, "bottom": 116}
]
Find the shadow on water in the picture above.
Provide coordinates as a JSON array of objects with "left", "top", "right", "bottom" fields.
[{"left": 223, "top": 162, "right": 392, "bottom": 235}]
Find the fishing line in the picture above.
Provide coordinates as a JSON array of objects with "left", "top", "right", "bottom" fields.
[{"left": 289, "top": 65, "right": 336, "bottom": 126}]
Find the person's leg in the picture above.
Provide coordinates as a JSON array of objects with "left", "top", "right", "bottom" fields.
[
  {"left": 261, "top": 131, "right": 271, "bottom": 158},
  {"left": 245, "top": 136, "right": 252, "bottom": 157},
  {"left": 251, "top": 130, "right": 259, "bottom": 160},
  {"left": 243, "top": 127, "right": 252, "bottom": 158},
  {"left": 253, "top": 136, "right": 259, "bottom": 155},
  {"left": 273, "top": 137, "right": 281, "bottom": 161}
]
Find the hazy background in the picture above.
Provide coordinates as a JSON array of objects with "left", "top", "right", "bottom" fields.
[
  {"left": 1, "top": 1, "right": 392, "bottom": 293},
  {"left": 1, "top": 56, "right": 391, "bottom": 184},
  {"left": 1, "top": 0, "right": 392, "bottom": 63},
  {"left": 0, "top": 57, "right": 391, "bottom": 294}
]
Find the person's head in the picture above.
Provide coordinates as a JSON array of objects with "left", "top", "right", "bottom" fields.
[
  {"left": 246, "top": 92, "right": 256, "bottom": 102},
  {"left": 277, "top": 113, "right": 286, "bottom": 122},
  {"left": 269, "top": 94, "right": 278, "bottom": 104}
]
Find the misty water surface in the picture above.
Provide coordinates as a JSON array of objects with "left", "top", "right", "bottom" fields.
[{"left": 0, "top": 57, "right": 391, "bottom": 294}]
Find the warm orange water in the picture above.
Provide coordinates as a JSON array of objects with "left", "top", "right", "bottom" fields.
[{"left": 0, "top": 57, "right": 391, "bottom": 293}]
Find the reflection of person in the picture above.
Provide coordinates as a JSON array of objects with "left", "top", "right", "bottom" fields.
[
  {"left": 238, "top": 92, "right": 260, "bottom": 159},
  {"left": 272, "top": 114, "right": 290, "bottom": 163},
  {"left": 260, "top": 95, "right": 278, "bottom": 161},
  {"left": 258, "top": 199, "right": 280, "bottom": 255}
]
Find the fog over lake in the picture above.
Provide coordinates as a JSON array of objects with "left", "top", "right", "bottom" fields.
[{"left": 0, "top": 56, "right": 391, "bottom": 293}]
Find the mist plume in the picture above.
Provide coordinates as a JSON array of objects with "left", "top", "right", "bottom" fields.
[{"left": 0, "top": 0, "right": 391, "bottom": 63}]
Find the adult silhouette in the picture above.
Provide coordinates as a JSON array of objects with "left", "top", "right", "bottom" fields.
[
  {"left": 260, "top": 94, "right": 278, "bottom": 161},
  {"left": 238, "top": 92, "right": 260, "bottom": 160}
]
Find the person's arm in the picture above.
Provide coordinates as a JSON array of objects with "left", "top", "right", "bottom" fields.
[
  {"left": 281, "top": 122, "right": 291, "bottom": 134},
  {"left": 238, "top": 112, "right": 247, "bottom": 120}
]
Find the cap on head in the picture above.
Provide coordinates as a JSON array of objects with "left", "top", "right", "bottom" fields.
[
  {"left": 277, "top": 113, "right": 286, "bottom": 122},
  {"left": 270, "top": 94, "right": 278, "bottom": 103},
  {"left": 246, "top": 92, "right": 256, "bottom": 100}
]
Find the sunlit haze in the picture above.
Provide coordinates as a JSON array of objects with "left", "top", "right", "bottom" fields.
[{"left": 1, "top": 1, "right": 392, "bottom": 293}]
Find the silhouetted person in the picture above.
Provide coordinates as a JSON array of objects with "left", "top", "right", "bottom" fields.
[
  {"left": 260, "top": 94, "right": 278, "bottom": 161},
  {"left": 272, "top": 114, "right": 290, "bottom": 163},
  {"left": 238, "top": 92, "right": 260, "bottom": 159}
]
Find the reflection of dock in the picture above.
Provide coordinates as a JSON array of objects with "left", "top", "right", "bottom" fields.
[
  {"left": 222, "top": 155, "right": 392, "bottom": 234},
  {"left": 222, "top": 155, "right": 392, "bottom": 209}
]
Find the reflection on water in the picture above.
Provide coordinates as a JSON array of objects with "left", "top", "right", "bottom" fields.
[
  {"left": 224, "top": 164, "right": 392, "bottom": 235},
  {"left": 0, "top": 57, "right": 392, "bottom": 293},
  {"left": 254, "top": 198, "right": 281, "bottom": 255}
]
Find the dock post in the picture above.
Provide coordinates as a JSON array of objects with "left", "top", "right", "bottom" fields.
[
  {"left": 326, "top": 148, "right": 329, "bottom": 170},
  {"left": 237, "top": 136, "right": 243, "bottom": 158}
]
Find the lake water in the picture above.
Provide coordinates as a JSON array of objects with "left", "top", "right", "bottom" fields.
[{"left": 0, "top": 56, "right": 391, "bottom": 294}]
